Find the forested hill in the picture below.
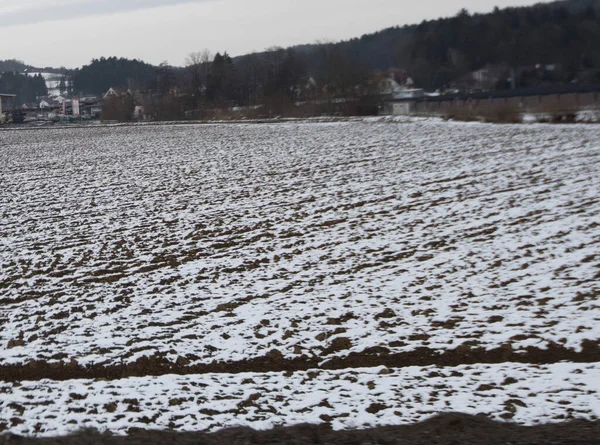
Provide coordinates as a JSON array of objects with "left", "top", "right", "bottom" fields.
[
  {"left": 70, "top": 57, "right": 158, "bottom": 95},
  {"left": 0, "top": 59, "right": 65, "bottom": 74},
  {"left": 286, "top": 0, "right": 600, "bottom": 90},
  {"left": 0, "top": 60, "right": 34, "bottom": 73}
]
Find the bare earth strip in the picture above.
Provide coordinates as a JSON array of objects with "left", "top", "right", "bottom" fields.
[
  {"left": 4, "top": 414, "right": 600, "bottom": 445},
  {"left": 0, "top": 340, "right": 600, "bottom": 382}
]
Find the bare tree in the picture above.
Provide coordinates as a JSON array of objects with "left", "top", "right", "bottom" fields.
[
  {"left": 236, "top": 52, "right": 265, "bottom": 107},
  {"left": 199, "top": 49, "right": 213, "bottom": 74},
  {"left": 186, "top": 49, "right": 213, "bottom": 106},
  {"left": 185, "top": 52, "right": 201, "bottom": 67}
]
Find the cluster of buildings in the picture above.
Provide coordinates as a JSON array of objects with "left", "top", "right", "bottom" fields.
[
  {"left": 376, "top": 64, "right": 600, "bottom": 117},
  {"left": 9, "top": 87, "right": 147, "bottom": 122},
  {"left": 6, "top": 63, "right": 597, "bottom": 122}
]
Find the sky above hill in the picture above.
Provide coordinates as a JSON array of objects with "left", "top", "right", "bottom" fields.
[{"left": 1, "top": 0, "right": 555, "bottom": 68}]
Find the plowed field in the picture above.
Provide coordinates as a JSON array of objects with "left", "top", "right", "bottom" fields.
[{"left": 1, "top": 119, "right": 599, "bottom": 437}]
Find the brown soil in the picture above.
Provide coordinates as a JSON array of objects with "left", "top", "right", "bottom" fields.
[
  {"left": 1, "top": 340, "right": 599, "bottom": 382},
  {"left": 2, "top": 413, "right": 600, "bottom": 445}
]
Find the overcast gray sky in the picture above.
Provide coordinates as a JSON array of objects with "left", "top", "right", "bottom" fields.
[{"left": 1, "top": 0, "right": 554, "bottom": 68}]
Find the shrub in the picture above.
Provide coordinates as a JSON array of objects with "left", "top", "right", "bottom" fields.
[
  {"left": 481, "top": 105, "right": 522, "bottom": 124},
  {"left": 444, "top": 106, "right": 479, "bottom": 122}
]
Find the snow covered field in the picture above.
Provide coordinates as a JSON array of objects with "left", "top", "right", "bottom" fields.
[
  {"left": 0, "top": 119, "right": 599, "bottom": 436},
  {"left": 2, "top": 363, "right": 600, "bottom": 437}
]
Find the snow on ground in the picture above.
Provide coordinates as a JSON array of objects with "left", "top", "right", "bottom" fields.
[
  {"left": 1, "top": 121, "right": 599, "bottom": 367},
  {"left": 1, "top": 362, "right": 599, "bottom": 437},
  {"left": 0, "top": 120, "right": 599, "bottom": 436},
  {"left": 0, "top": 121, "right": 600, "bottom": 364}
]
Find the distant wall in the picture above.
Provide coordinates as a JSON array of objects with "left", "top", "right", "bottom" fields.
[{"left": 385, "top": 90, "right": 600, "bottom": 116}]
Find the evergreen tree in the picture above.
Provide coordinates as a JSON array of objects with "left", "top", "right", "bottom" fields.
[{"left": 0, "top": 72, "right": 48, "bottom": 105}]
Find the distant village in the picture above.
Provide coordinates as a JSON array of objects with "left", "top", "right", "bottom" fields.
[
  {"left": 33, "top": 86, "right": 146, "bottom": 122},
  {"left": 1, "top": 60, "right": 600, "bottom": 126},
  {"left": 2, "top": 85, "right": 145, "bottom": 124},
  {"left": 1, "top": 68, "right": 427, "bottom": 124}
]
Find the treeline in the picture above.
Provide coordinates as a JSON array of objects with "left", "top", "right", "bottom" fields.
[
  {"left": 99, "top": 46, "right": 376, "bottom": 121},
  {"left": 177, "top": 46, "right": 371, "bottom": 112},
  {"left": 0, "top": 72, "right": 48, "bottom": 105}
]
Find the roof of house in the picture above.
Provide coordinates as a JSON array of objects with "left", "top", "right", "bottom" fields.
[{"left": 105, "top": 87, "right": 132, "bottom": 97}]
